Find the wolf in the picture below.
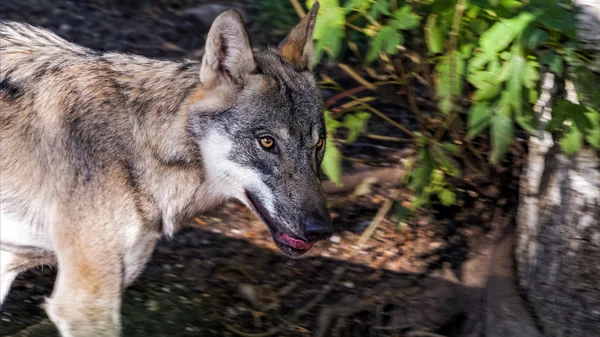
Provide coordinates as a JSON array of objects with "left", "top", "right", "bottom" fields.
[{"left": 0, "top": 2, "right": 332, "bottom": 336}]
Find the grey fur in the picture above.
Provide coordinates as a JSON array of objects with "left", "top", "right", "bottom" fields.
[{"left": 0, "top": 3, "right": 329, "bottom": 336}]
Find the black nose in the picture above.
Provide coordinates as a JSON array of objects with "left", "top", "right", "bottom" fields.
[{"left": 304, "top": 215, "right": 333, "bottom": 242}]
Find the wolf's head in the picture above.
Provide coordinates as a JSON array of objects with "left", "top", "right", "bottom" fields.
[{"left": 189, "top": 3, "right": 332, "bottom": 257}]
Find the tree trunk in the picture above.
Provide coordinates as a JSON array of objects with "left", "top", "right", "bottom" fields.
[
  {"left": 574, "top": 0, "right": 600, "bottom": 64},
  {"left": 517, "top": 143, "right": 600, "bottom": 336},
  {"left": 515, "top": 3, "right": 600, "bottom": 336}
]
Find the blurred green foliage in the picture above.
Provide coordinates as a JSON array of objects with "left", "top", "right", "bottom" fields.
[{"left": 273, "top": 0, "right": 600, "bottom": 211}]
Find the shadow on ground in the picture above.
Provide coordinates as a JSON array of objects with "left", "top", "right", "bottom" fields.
[{"left": 1, "top": 227, "right": 481, "bottom": 337}]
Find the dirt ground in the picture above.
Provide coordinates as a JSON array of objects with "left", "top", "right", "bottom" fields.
[{"left": 0, "top": 1, "right": 518, "bottom": 336}]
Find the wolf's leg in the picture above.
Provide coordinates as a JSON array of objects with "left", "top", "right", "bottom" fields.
[
  {"left": 0, "top": 250, "right": 55, "bottom": 306},
  {"left": 0, "top": 250, "right": 21, "bottom": 305},
  {"left": 45, "top": 189, "right": 159, "bottom": 337},
  {"left": 45, "top": 231, "right": 124, "bottom": 337}
]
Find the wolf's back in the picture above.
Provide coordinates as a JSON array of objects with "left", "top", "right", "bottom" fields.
[{"left": 0, "top": 21, "right": 90, "bottom": 57}]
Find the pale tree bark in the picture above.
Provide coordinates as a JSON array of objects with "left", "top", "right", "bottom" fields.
[
  {"left": 515, "top": 2, "right": 600, "bottom": 336},
  {"left": 574, "top": 0, "right": 600, "bottom": 62}
]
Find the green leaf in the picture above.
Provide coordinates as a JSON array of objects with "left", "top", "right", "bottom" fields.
[
  {"left": 469, "top": 70, "right": 501, "bottom": 89},
  {"left": 469, "top": 52, "right": 496, "bottom": 73},
  {"left": 479, "top": 13, "right": 535, "bottom": 54},
  {"left": 527, "top": 29, "right": 549, "bottom": 50},
  {"left": 438, "top": 98, "right": 453, "bottom": 115},
  {"left": 528, "top": 88, "right": 539, "bottom": 104},
  {"left": 436, "top": 54, "right": 465, "bottom": 114},
  {"left": 480, "top": 21, "right": 517, "bottom": 54},
  {"left": 506, "top": 55, "right": 526, "bottom": 117},
  {"left": 467, "top": 102, "right": 492, "bottom": 139},
  {"left": 425, "top": 14, "right": 443, "bottom": 54},
  {"left": 312, "top": 0, "right": 346, "bottom": 59},
  {"left": 500, "top": 0, "right": 525, "bottom": 10},
  {"left": 441, "top": 142, "right": 460, "bottom": 154},
  {"left": 460, "top": 43, "right": 475, "bottom": 59},
  {"left": 584, "top": 107, "right": 600, "bottom": 149},
  {"left": 343, "top": 0, "right": 370, "bottom": 12},
  {"left": 552, "top": 100, "right": 591, "bottom": 135},
  {"left": 365, "top": 25, "right": 403, "bottom": 63},
  {"left": 391, "top": 5, "right": 421, "bottom": 30},
  {"left": 433, "top": 145, "right": 461, "bottom": 177},
  {"left": 546, "top": 100, "right": 570, "bottom": 131},
  {"left": 585, "top": 129, "right": 600, "bottom": 149},
  {"left": 523, "top": 0, "right": 577, "bottom": 37},
  {"left": 570, "top": 66, "right": 600, "bottom": 111},
  {"left": 343, "top": 112, "right": 371, "bottom": 142},
  {"left": 572, "top": 109, "right": 594, "bottom": 134},
  {"left": 473, "top": 80, "right": 503, "bottom": 101},
  {"left": 312, "top": 0, "right": 345, "bottom": 39},
  {"left": 497, "top": 56, "right": 515, "bottom": 82},
  {"left": 321, "top": 139, "right": 343, "bottom": 185},
  {"left": 369, "top": 0, "right": 391, "bottom": 17},
  {"left": 523, "top": 62, "right": 539, "bottom": 89},
  {"left": 410, "top": 149, "right": 434, "bottom": 192},
  {"left": 559, "top": 125, "right": 583, "bottom": 155},
  {"left": 490, "top": 113, "right": 514, "bottom": 165},
  {"left": 393, "top": 204, "right": 413, "bottom": 223},
  {"left": 437, "top": 188, "right": 456, "bottom": 207},
  {"left": 540, "top": 52, "right": 564, "bottom": 75},
  {"left": 324, "top": 110, "right": 342, "bottom": 131},
  {"left": 516, "top": 115, "right": 539, "bottom": 136},
  {"left": 470, "top": 18, "right": 490, "bottom": 36}
]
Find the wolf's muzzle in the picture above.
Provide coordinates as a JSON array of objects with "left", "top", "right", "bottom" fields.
[{"left": 303, "top": 214, "right": 333, "bottom": 242}]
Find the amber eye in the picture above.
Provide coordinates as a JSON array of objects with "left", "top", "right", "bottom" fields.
[
  {"left": 316, "top": 138, "right": 324, "bottom": 150},
  {"left": 259, "top": 136, "right": 275, "bottom": 150}
]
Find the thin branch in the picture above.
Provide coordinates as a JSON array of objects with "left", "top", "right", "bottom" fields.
[
  {"left": 342, "top": 156, "right": 370, "bottom": 164},
  {"left": 366, "top": 134, "right": 411, "bottom": 142},
  {"left": 352, "top": 189, "right": 400, "bottom": 257},
  {"left": 338, "top": 63, "right": 377, "bottom": 90},
  {"left": 288, "top": 0, "right": 306, "bottom": 18},
  {"left": 393, "top": 59, "right": 426, "bottom": 125},
  {"left": 324, "top": 81, "right": 398, "bottom": 108},
  {"left": 434, "top": 0, "right": 466, "bottom": 142},
  {"left": 345, "top": 22, "right": 365, "bottom": 33},
  {"left": 364, "top": 105, "right": 416, "bottom": 138},
  {"left": 433, "top": 113, "right": 458, "bottom": 142},
  {"left": 224, "top": 325, "right": 282, "bottom": 337},
  {"left": 448, "top": 0, "right": 466, "bottom": 108}
]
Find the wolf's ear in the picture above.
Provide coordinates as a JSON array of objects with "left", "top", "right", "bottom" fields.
[
  {"left": 200, "top": 9, "right": 256, "bottom": 85},
  {"left": 278, "top": 1, "right": 319, "bottom": 71}
]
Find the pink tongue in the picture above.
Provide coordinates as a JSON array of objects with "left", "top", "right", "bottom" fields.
[{"left": 278, "top": 233, "right": 313, "bottom": 250}]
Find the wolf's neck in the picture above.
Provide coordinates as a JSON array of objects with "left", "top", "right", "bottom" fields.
[
  {"left": 108, "top": 55, "right": 204, "bottom": 165},
  {"left": 108, "top": 57, "right": 212, "bottom": 234}
]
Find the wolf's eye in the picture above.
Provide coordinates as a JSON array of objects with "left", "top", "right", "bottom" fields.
[
  {"left": 316, "top": 138, "right": 324, "bottom": 150},
  {"left": 259, "top": 136, "right": 275, "bottom": 150}
]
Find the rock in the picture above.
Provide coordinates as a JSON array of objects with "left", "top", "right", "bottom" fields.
[
  {"left": 482, "top": 185, "right": 501, "bottom": 198},
  {"left": 146, "top": 299, "right": 160, "bottom": 312},
  {"left": 330, "top": 235, "right": 341, "bottom": 243},
  {"left": 238, "top": 284, "right": 261, "bottom": 309},
  {"left": 59, "top": 23, "right": 70, "bottom": 33}
]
